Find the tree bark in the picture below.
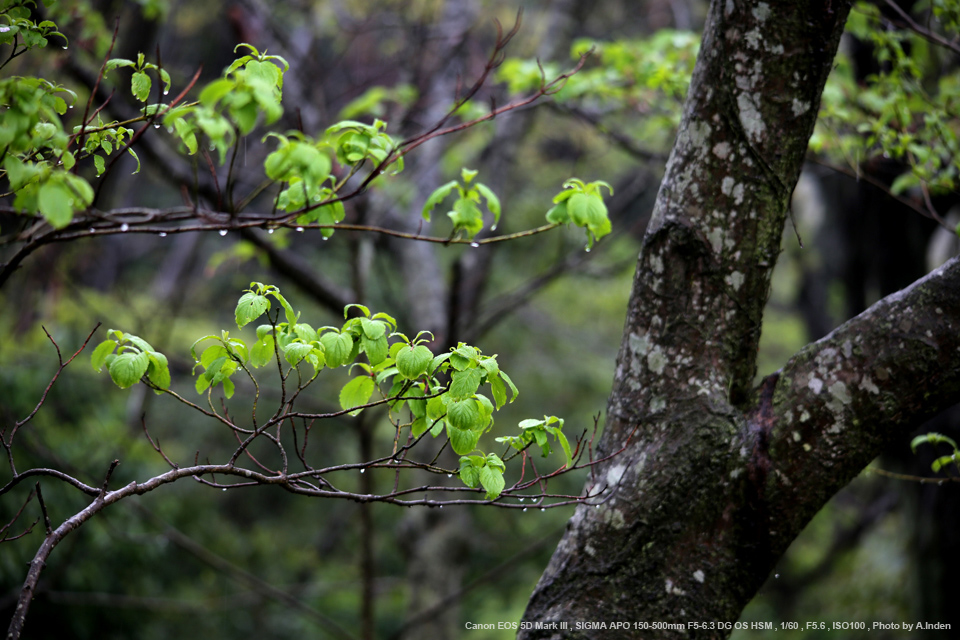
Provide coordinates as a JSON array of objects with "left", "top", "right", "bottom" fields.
[{"left": 514, "top": 0, "right": 960, "bottom": 635}]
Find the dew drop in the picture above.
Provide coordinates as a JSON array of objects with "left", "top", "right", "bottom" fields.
[
  {"left": 470, "top": 242, "right": 480, "bottom": 248},
  {"left": 120, "top": 223, "right": 129, "bottom": 232},
  {"left": 360, "top": 468, "right": 365, "bottom": 473},
  {"left": 518, "top": 497, "right": 525, "bottom": 502},
  {"left": 939, "top": 480, "right": 945, "bottom": 486},
  {"left": 159, "top": 232, "right": 167, "bottom": 237},
  {"left": 595, "top": 504, "right": 600, "bottom": 508},
  {"left": 163, "top": 89, "right": 169, "bottom": 96},
  {"left": 296, "top": 226, "right": 304, "bottom": 232},
  {"left": 322, "top": 235, "right": 329, "bottom": 241},
  {"left": 523, "top": 508, "right": 528, "bottom": 512},
  {"left": 775, "top": 573, "right": 780, "bottom": 579},
  {"left": 153, "top": 123, "right": 161, "bottom": 129},
  {"left": 222, "top": 488, "right": 227, "bottom": 492},
  {"left": 62, "top": 45, "right": 68, "bottom": 50},
  {"left": 266, "top": 229, "right": 274, "bottom": 234},
  {"left": 541, "top": 508, "right": 546, "bottom": 512},
  {"left": 89, "top": 228, "right": 95, "bottom": 233},
  {"left": 585, "top": 246, "right": 591, "bottom": 253},
  {"left": 68, "top": 104, "right": 74, "bottom": 109},
  {"left": 439, "top": 505, "right": 443, "bottom": 508},
  {"left": 447, "top": 474, "right": 452, "bottom": 478},
  {"left": 491, "top": 224, "right": 497, "bottom": 231},
  {"left": 166, "top": 126, "right": 174, "bottom": 134},
  {"left": 219, "top": 229, "right": 227, "bottom": 236}
]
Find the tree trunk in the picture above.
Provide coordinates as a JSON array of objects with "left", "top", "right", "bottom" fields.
[{"left": 521, "top": 0, "right": 960, "bottom": 635}]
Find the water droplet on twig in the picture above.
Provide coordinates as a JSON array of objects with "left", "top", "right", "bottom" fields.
[
  {"left": 360, "top": 468, "right": 365, "bottom": 473},
  {"left": 523, "top": 508, "right": 528, "bottom": 512},
  {"left": 219, "top": 229, "right": 227, "bottom": 236},
  {"left": 120, "top": 223, "right": 129, "bottom": 232},
  {"left": 159, "top": 232, "right": 167, "bottom": 237},
  {"left": 296, "top": 226, "right": 304, "bottom": 232},
  {"left": 470, "top": 242, "right": 480, "bottom": 248},
  {"left": 268, "top": 229, "right": 275, "bottom": 234}
]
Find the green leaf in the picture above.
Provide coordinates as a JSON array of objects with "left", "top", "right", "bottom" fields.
[
  {"left": 107, "top": 350, "right": 151, "bottom": 389},
  {"left": 320, "top": 331, "right": 354, "bottom": 367},
  {"left": 131, "top": 71, "right": 152, "bottom": 102},
  {"left": 396, "top": 344, "right": 433, "bottom": 379},
  {"left": 283, "top": 341, "right": 314, "bottom": 366},
  {"left": 421, "top": 180, "right": 458, "bottom": 221},
  {"left": 146, "top": 352, "right": 171, "bottom": 390},
  {"left": 459, "top": 457, "right": 481, "bottom": 488},
  {"left": 490, "top": 375, "right": 507, "bottom": 409},
  {"left": 447, "top": 423, "right": 481, "bottom": 455},
  {"left": 478, "top": 464, "right": 505, "bottom": 499},
  {"left": 545, "top": 202, "right": 570, "bottom": 224},
  {"left": 37, "top": 180, "right": 74, "bottom": 228},
  {"left": 499, "top": 370, "right": 519, "bottom": 402},
  {"left": 361, "top": 333, "right": 388, "bottom": 366},
  {"left": 250, "top": 335, "right": 275, "bottom": 367},
  {"left": 236, "top": 291, "right": 270, "bottom": 328},
  {"left": 475, "top": 182, "right": 501, "bottom": 229},
  {"left": 91, "top": 340, "right": 117, "bottom": 372},
  {"left": 447, "top": 398, "right": 484, "bottom": 432},
  {"left": 359, "top": 317, "right": 386, "bottom": 339},
  {"left": 339, "top": 375, "right": 375, "bottom": 415},
  {"left": 449, "top": 368, "right": 483, "bottom": 400}
]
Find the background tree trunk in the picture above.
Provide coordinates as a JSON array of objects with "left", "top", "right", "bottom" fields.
[{"left": 515, "top": 0, "right": 960, "bottom": 634}]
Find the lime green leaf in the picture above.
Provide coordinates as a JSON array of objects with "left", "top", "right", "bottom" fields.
[
  {"left": 146, "top": 352, "right": 171, "bottom": 390},
  {"left": 362, "top": 333, "right": 388, "bottom": 366},
  {"left": 250, "top": 335, "right": 275, "bottom": 368},
  {"left": 478, "top": 464, "right": 505, "bottom": 499},
  {"left": 108, "top": 350, "right": 151, "bottom": 389},
  {"left": 340, "top": 375, "right": 375, "bottom": 415},
  {"left": 396, "top": 344, "right": 433, "bottom": 379},
  {"left": 449, "top": 368, "right": 483, "bottom": 400},
  {"left": 321, "top": 331, "right": 354, "bottom": 367},
  {"left": 283, "top": 341, "right": 314, "bottom": 366},
  {"left": 447, "top": 398, "right": 484, "bottom": 431},
  {"left": 447, "top": 423, "right": 481, "bottom": 455},
  {"left": 131, "top": 71, "right": 152, "bottom": 102},
  {"left": 236, "top": 291, "right": 270, "bottom": 328},
  {"left": 91, "top": 340, "right": 117, "bottom": 372},
  {"left": 421, "top": 180, "right": 458, "bottom": 221},
  {"left": 37, "top": 180, "right": 74, "bottom": 228}
]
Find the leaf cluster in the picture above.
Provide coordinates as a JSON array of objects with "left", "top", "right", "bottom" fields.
[{"left": 90, "top": 283, "right": 571, "bottom": 500}]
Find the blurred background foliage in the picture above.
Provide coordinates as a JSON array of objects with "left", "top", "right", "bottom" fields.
[{"left": 2, "top": 0, "right": 960, "bottom": 638}]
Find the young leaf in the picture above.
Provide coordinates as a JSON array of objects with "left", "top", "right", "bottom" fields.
[
  {"left": 421, "top": 180, "right": 458, "bottom": 221},
  {"left": 91, "top": 340, "right": 117, "bottom": 372},
  {"left": 236, "top": 291, "right": 270, "bottom": 328},
  {"left": 447, "top": 423, "right": 482, "bottom": 455},
  {"left": 396, "top": 344, "right": 433, "bottom": 379},
  {"left": 107, "top": 350, "right": 151, "bottom": 389},
  {"left": 448, "top": 368, "right": 483, "bottom": 400},
  {"left": 478, "top": 464, "right": 505, "bottom": 499},
  {"left": 339, "top": 375, "right": 375, "bottom": 415}
]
